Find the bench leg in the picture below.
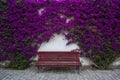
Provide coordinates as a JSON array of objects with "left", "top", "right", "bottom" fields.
[
  {"left": 37, "top": 66, "right": 44, "bottom": 73},
  {"left": 37, "top": 67, "right": 39, "bottom": 73},
  {"left": 78, "top": 67, "right": 80, "bottom": 74},
  {"left": 76, "top": 67, "right": 80, "bottom": 74}
]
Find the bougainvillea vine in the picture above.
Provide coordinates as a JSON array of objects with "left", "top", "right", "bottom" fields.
[{"left": 0, "top": 0, "right": 120, "bottom": 69}]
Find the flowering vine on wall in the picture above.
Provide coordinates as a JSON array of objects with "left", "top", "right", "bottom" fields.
[{"left": 0, "top": 0, "right": 120, "bottom": 69}]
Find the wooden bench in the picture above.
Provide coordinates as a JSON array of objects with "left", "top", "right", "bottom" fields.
[{"left": 35, "top": 52, "right": 82, "bottom": 74}]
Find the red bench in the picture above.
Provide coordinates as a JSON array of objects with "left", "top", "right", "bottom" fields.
[{"left": 35, "top": 52, "right": 82, "bottom": 74}]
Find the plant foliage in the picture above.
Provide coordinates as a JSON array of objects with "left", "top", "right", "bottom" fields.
[{"left": 0, "top": 0, "right": 120, "bottom": 69}]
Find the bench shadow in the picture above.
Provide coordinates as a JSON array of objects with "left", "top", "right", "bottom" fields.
[{"left": 40, "top": 67, "right": 77, "bottom": 73}]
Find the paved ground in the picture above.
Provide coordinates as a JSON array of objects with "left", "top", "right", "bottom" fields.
[{"left": 0, "top": 67, "right": 120, "bottom": 80}]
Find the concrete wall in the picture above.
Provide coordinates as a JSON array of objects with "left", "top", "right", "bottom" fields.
[{"left": 38, "top": 34, "right": 79, "bottom": 52}]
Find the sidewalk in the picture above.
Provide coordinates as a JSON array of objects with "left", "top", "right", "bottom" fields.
[{"left": 0, "top": 67, "right": 120, "bottom": 80}]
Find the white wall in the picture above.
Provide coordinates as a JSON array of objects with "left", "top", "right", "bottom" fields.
[{"left": 38, "top": 34, "right": 79, "bottom": 52}]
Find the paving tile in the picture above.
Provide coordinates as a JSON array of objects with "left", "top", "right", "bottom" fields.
[{"left": 0, "top": 67, "right": 120, "bottom": 80}]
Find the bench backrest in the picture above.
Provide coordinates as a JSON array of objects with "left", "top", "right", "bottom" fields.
[{"left": 38, "top": 52, "right": 80, "bottom": 61}]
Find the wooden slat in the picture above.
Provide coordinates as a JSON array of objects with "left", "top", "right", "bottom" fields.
[{"left": 36, "top": 52, "right": 82, "bottom": 68}]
